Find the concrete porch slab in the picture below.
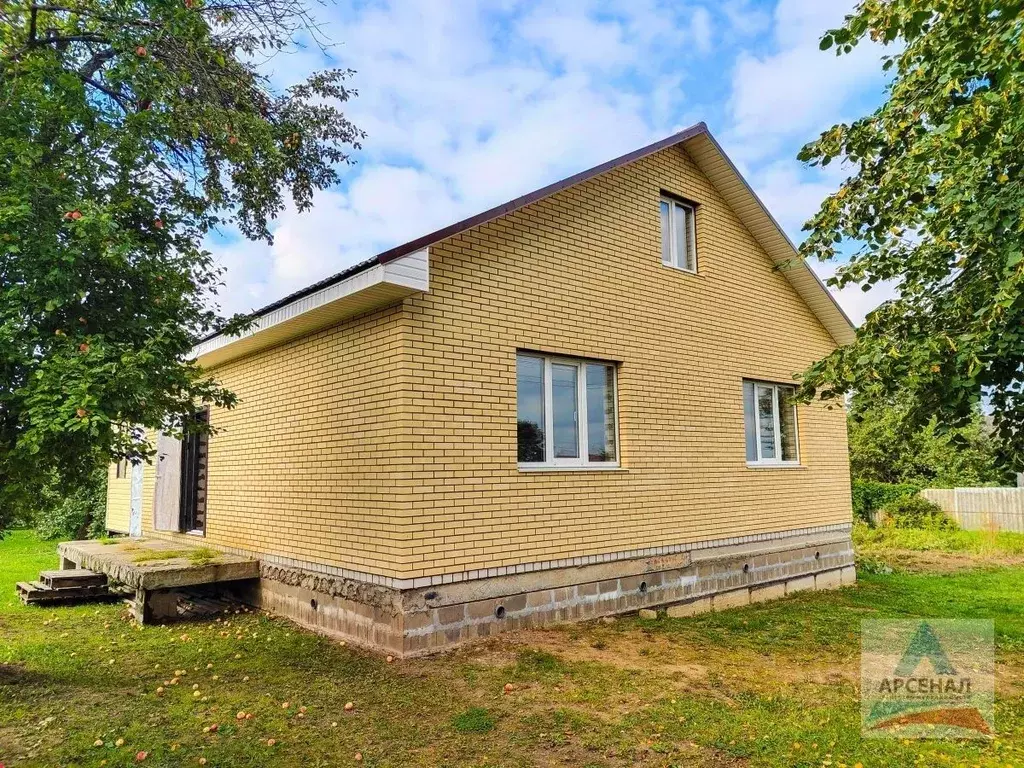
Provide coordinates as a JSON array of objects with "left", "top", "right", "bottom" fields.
[{"left": 57, "top": 538, "right": 259, "bottom": 591}]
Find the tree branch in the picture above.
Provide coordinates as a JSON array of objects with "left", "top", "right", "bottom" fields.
[
  {"left": 79, "top": 46, "right": 113, "bottom": 79},
  {"left": 28, "top": 4, "right": 38, "bottom": 46},
  {"left": 78, "top": 74, "right": 129, "bottom": 112}
]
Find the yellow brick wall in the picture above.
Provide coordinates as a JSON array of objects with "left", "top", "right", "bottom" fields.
[
  {"left": 131, "top": 142, "right": 851, "bottom": 580},
  {"left": 398, "top": 143, "right": 852, "bottom": 577},
  {"left": 104, "top": 462, "right": 131, "bottom": 534},
  {"left": 142, "top": 306, "right": 414, "bottom": 576}
]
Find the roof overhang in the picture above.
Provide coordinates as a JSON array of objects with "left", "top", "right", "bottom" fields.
[
  {"left": 682, "top": 131, "right": 856, "bottom": 346},
  {"left": 193, "top": 248, "right": 428, "bottom": 368}
]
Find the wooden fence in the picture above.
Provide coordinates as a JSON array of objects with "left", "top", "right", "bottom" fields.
[{"left": 921, "top": 487, "right": 1024, "bottom": 533}]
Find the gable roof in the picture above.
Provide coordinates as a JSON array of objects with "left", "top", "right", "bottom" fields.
[{"left": 197, "top": 122, "right": 854, "bottom": 364}]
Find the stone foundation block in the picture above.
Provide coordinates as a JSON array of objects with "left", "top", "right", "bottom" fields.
[
  {"left": 712, "top": 588, "right": 750, "bottom": 611},
  {"left": 786, "top": 575, "right": 815, "bottom": 594},
  {"left": 840, "top": 566, "right": 857, "bottom": 585},
  {"left": 815, "top": 569, "right": 842, "bottom": 591},
  {"left": 667, "top": 597, "right": 711, "bottom": 617},
  {"left": 750, "top": 582, "right": 786, "bottom": 603},
  {"left": 244, "top": 529, "right": 856, "bottom": 657}
]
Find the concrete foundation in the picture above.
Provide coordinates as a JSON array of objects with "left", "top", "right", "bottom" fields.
[{"left": 237, "top": 526, "right": 856, "bottom": 657}]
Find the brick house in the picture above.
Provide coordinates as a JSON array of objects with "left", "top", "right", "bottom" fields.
[{"left": 105, "top": 122, "right": 856, "bottom": 655}]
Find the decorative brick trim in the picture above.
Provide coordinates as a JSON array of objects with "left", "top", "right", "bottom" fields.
[{"left": 206, "top": 522, "right": 852, "bottom": 591}]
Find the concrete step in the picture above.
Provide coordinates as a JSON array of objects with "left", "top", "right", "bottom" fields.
[{"left": 40, "top": 569, "right": 107, "bottom": 589}]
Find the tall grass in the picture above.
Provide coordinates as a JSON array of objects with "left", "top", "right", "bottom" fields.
[{"left": 853, "top": 521, "right": 1024, "bottom": 555}]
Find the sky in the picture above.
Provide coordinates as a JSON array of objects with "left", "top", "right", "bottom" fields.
[{"left": 210, "top": 0, "right": 896, "bottom": 325}]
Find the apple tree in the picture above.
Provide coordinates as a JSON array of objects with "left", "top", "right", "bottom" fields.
[{"left": 0, "top": 0, "right": 362, "bottom": 531}]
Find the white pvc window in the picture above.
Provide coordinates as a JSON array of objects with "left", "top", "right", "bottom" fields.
[
  {"left": 517, "top": 353, "right": 618, "bottom": 469},
  {"left": 743, "top": 380, "right": 799, "bottom": 465},
  {"left": 660, "top": 196, "right": 696, "bottom": 272}
]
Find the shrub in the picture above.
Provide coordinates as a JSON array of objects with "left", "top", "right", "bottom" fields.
[
  {"left": 33, "top": 466, "right": 107, "bottom": 540},
  {"left": 851, "top": 480, "right": 921, "bottom": 525},
  {"left": 879, "top": 494, "right": 957, "bottom": 531}
]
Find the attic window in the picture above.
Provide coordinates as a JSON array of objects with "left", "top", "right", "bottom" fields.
[{"left": 660, "top": 196, "right": 696, "bottom": 273}]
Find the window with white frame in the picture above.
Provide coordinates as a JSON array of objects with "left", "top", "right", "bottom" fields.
[
  {"left": 660, "top": 196, "right": 696, "bottom": 272},
  {"left": 517, "top": 353, "right": 618, "bottom": 468},
  {"left": 743, "top": 380, "right": 799, "bottom": 465}
]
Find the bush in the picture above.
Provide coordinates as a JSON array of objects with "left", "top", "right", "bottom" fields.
[
  {"left": 33, "top": 466, "right": 108, "bottom": 540},
  {"left": 851, "top": 480, "right": 921, "bottom": 525},
  {"left": 879, "top": 494, "right": 957, "bottom": 531}
]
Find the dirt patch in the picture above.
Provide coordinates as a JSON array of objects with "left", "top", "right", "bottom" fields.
[
  {"left": 0, "top": 662, "right": 32, "bottom": 686},
  {"left": 465, "top": 626, "right": 860, "bottom": 694},
  {"left": 525, "top": 738, "right": 749, "bottom": 768}
]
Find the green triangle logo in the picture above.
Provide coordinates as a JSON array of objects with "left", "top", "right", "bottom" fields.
[{"left": 894, "top": 622, "right": 957, "bottom": 677}]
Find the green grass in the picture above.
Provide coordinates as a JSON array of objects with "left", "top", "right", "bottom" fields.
[
  {"left": 129, "top": 546, "right": 220, "bottom": 566},
  {"left": 131, "top": 549, "right": 192, "bottom": 563},
  {"left": 1, "top": 529, "right": 1023, "bottom": 767},
  {"left": 451, "top": 707, "right": 497, "bottom": 733},
  {"left": 853, "top": 521, "right": 1024, "bottom": 556}
]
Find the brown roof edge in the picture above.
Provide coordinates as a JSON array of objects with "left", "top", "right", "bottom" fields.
[{"left": 374, "top": 122, "right": 710, "bottom": 264}]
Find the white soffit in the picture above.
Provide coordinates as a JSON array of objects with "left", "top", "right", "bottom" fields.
[
  {"left": 683, "top": 132, "right": 856, "bottom": 346},
  {"left": 193, "top": 248, "right": 429, "bottom": 368}
]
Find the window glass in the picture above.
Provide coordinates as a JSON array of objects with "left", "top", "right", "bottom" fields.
[
  {"left": 516, "top": 355, "right": 546, "bottom": 462},
  {"left": 660, "top": 200, "right": 671, "bottom": 265},
  {"left": 779, "top": 386, "right": 798, "bottom": 461},
  {"left": 743, "top": 381, "right": 757, "bottom": 462},
  {"left": 683, "top": 204, "right": 696, "bottom": 270},
  {"left": 586, "top": 364, "right": 616, "bottom": 462},
  {"left": 756, "top": 384, "right": 777, "bottom": 460},
  {"left": 551, "top": 364, "right": 580, "bottom": 459},
  {"left": 674, "top": 202, "right": 689, "bottom": 270}
]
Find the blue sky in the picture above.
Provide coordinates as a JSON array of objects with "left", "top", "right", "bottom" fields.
[{"left": 211, "top": 0, "right": 895, "bottom": 324}]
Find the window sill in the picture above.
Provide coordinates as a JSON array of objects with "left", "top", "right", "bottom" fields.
[
  {"left": 519, "top": 465, "right": 626, "bottom": 473},
  {"left": 746, "top": 462, "right": 804, "bottom": 470},
  {"left": 662, "top": 264, "right": 699, "bottom": 276}
]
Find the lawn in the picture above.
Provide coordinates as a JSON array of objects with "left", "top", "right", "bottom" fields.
[{"left": 2, "top": 528, "right": 1024, "bottom": 768}]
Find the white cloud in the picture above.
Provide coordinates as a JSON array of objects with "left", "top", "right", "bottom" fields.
[
  {"left": 211, "top": 0, "right": 726, "bottom": 314},
  {"left": 726, "top": 0, "right": 884, "bottom": 163},
  {"left": 517, "top": 9, "right": 634, "bottom": 69},
  {"left": 749, "top": 158, "right": 849, "bottom": 235},
  {"left": 812, "top": 259, "right": 899, "bottom": 327},
  {"left": 208, "top": 0, "right": 891, "bottom": 331}
]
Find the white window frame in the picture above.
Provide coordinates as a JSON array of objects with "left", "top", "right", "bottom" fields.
[
  {"left": 746, "top": 381, "right": 800, "bottom": 467},
  {"left": 517, "top": 354, "right": 620, "bottom": 471},
  {"left": 660, "top": 195, "right": 697, "bottom": 273}
]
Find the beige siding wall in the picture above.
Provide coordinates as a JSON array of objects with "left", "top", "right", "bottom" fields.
[
  {"left": 104, "top": 463, "right": 131, "bottom": 534},
  {"left": 399, "top": 143, "right": 851, "bottom": 578},
  {"left": 141, "top": 305, "right": 413, "bottom": 577}
]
